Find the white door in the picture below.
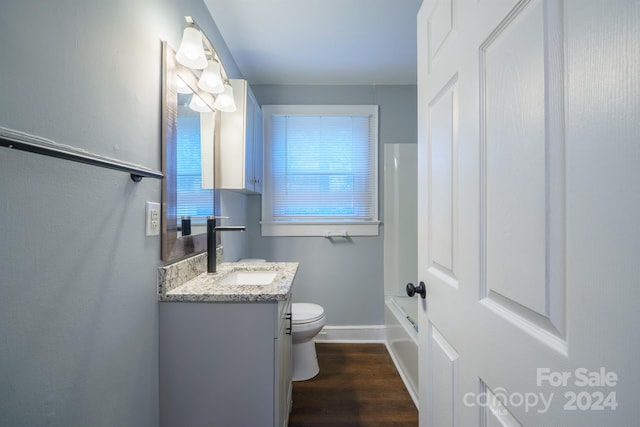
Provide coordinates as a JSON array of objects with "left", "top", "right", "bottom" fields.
[{"left": 416, "top": 0, "right": 639, "bottom": 426}]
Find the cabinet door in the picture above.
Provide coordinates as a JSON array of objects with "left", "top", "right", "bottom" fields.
[
  {"left": 160, "top": 302, "right": 277, "bottom": 427},
  {"left": 216, "top": 80, "right": 262, "bottom": 193},
  {"left": 244, "top": 90, "right": 256, "bottom": 191},
  {"left": 216, "top": 79, "right": 246, "bottom": 190},
  {"left": 252, "top": 100, "right": 263, "bottom": 194},
  {"left": 274, "top": 298, "right": 292, "bottom": 427}
]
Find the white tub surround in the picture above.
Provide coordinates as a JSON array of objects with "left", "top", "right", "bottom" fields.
[
  {"left": 385, "top": 296, "right": 419, "bottom": 408},
  {"left": 382, "top": 143, "right": 419, "bottom": 408}
]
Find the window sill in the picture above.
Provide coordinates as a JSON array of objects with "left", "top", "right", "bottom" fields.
[{"left": 260, "top": 221, "right": 380, "bottom": 237}]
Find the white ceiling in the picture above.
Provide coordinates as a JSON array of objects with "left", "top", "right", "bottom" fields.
[{"left": 203, "top": 0, "right": 421, "bottom": 86}]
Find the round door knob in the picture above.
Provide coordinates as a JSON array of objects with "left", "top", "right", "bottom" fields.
[{"left": 406, "top": 281, "right": 426, "bottom": 299}]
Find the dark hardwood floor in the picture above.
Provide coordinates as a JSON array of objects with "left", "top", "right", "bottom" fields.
[{"left": 288, "top": 343, "right": 418, "bottom": 427}]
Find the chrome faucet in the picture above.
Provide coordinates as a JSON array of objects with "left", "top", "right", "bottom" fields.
[{"left": 207, "top": 216, "right": 245, "bottom": 273}]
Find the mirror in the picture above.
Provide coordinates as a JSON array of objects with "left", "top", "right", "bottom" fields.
[{"left": 161, "top": 42, "right": 220, "bottom": 262}]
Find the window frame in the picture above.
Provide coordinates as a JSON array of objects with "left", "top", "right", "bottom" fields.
[{"left": 261, "top": 104, "right": 380, "bottom": 237}]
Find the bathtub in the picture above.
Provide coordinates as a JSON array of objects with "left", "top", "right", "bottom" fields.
[{"left": 384, "top": 296, "right": 419, "bottom": 408}]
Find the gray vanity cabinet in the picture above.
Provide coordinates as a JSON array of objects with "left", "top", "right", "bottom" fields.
[{"left": 159, "top": 295, "right": 292, "bottom": 427}]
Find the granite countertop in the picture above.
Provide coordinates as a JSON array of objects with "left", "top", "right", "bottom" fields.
[{"left": 159, "top": 261, "right": 298, "bottom": 303}]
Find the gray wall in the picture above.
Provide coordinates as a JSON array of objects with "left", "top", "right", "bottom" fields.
[
  {"left": 234, "top": 85, "right": 417, "bottom": 326},
  {"left": 219, "top": 189, "right": 249, "bottom": 261},
  {"left": 0, "top": 1, "right": 240, "bottom": 426}
]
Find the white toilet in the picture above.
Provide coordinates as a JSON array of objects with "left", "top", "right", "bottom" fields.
[
  {"left": 291, "top": 302, "right": 326, "bottom": 381},
  {"left": 238, "top": 258, "right": 326, "bottom": 381}
]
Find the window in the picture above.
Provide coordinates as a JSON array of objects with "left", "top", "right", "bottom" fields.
[
  {"left": 176, "top": 115, "right": 213, "bottom": 219},
  {"left": 262, "top": 105, "right": 379, "bottom": 237}
]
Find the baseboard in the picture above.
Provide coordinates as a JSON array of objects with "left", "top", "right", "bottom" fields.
[{"left": 314, "top": 325, "right": 386, "bottom": 343}]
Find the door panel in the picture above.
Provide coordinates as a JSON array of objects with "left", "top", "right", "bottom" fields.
[
  {"left": 480, "top": 0, "right": 566, "bottom": 340},
  {"left": 427, "top": 0, "right": 454, "bottom": 72},
  {"left": 427, "top": 323, "right": 459, "bottom": 427},
  {"left": 428, "top": 76, "right": 458, "bottom": 280},
  {"left": 482, "top": 381, "right": 524, "bottom": 427},
  {"left": 483, "top": 0, "right": 548, "bottom": 316}
]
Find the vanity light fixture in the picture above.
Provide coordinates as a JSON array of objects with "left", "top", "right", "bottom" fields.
[
  {"left": 176, "top": 16, "right": 237, "bottom": 112},
  {"left": 213, "top": 82, "right": 236, "bottom": 112}
]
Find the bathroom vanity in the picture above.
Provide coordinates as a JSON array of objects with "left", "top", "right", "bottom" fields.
[{"left": 158, "top": 258, "right": 297, "bottom": 427}]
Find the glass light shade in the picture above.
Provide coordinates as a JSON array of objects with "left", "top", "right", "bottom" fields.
[
  {"left": 189, "top": 94, "right": 212, "bottom": 113},
  {"left": 197, "top": 60, "right": 225, "bottom": 94},
  {"left": 213, "top": 83, "right": 236, "bottom": 112},
  {"left": 176, "top": 27, "right": 207, "bottom": 69}
]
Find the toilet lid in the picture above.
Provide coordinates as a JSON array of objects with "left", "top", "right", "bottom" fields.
[{"left": 292, "top": 303, "right": 325, "bottom": 324}]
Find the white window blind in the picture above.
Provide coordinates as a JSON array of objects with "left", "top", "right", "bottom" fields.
[
  {"left": 262, "top": 105, "right": 379, "bottom": 237},
  {"left": 176, "top": 115, "right": 213, "bottom": 219}
]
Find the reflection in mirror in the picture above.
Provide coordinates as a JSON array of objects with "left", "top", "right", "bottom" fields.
[
  {"left": 176, "top": 85, "right": 214, "bottom": 237},
  {"left": 162, "top": 41, "right": 219, "bottom": 262}
]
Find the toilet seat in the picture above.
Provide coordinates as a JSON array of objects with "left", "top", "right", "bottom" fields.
[{"left": 292, "top": 303, "right": 325, "bottom": 324}]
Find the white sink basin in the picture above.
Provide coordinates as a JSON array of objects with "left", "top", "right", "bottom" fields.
[{"left": 219, "top": 270, "right": 278, "bottom": 286}]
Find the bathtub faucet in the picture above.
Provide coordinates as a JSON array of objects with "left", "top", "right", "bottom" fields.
[{"left": 207, "top": 216, "right": 245, "bottom": 273}]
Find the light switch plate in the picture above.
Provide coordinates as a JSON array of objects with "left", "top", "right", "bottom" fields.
[{"left": 145, "top": 202, "right": 160, "bottom": 236}]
